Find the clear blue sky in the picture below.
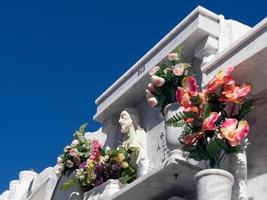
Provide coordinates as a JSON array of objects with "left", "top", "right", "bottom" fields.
[{"left": 0, "top": 0, "right": 266, "bottom": 192}]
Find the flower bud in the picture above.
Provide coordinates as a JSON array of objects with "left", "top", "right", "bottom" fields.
[
  {"left": 71, "top": 139, "right": 79, "bottom": 147},
  {"left": 167, "top": 53, "right": 178, "bottom": 61},
  {"left": 147, "top": 97, "right": 158, "bottom": 107},
  {"left": 151, "top": 75, "right": 165, "bottom": 87},
  {"left": 149, "top": 66, "right": 160, "bottom": 76},
  {"left": 147, "top": 83, "right": 156, "bottom": 93}
]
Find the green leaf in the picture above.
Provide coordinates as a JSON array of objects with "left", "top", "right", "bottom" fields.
[
  {"left": 183, "top": 145, "right": 197, "bottom": 152},
  {"left": 229, "top": 145, "right": 242, "bottom": 154},
  {"left": 183, "top": 111, "right": 198, "bottom": 119},
  {"left": 206, "top": 139, "right": 221, "bottom": 158},
  {"left": 60, "top": 179, "right": 77, "bottom": 190},
  {"left": 165, "top": 112, "right": 186, "bottom": 127},
  {"left": 202, "top": 104, "right": 211, "bottom": 118},
  {"left": 79, "top": 123, "right": 88, "bottom": 133},
  {"left": 238, "top": 99, "right": 255, "bottom": 119},
  {"left": 190, "top": 96, "right": 202, "bottom": 106},
  {"left": 215, "top": 138, "right": 229, "bottom": 152},
  {"left": 188, "top": 151, "right": 209, "bottom": 161}
]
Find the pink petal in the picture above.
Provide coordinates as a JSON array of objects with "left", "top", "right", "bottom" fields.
[
  {"left": 203, "top": 112, "right": 219, "bottom": 130},
  {"left": 148, "top": 83, "right": 156, "bottom": 93},
  {"left": 149, "top": 66, "right": 160, "bottom": 76},
  {"left": 236, "top": 120, "right": 249, "bottom": 141},
  {"left": 221, "top": 118, "right": 238, "bottom": 133},
  {"left": 176, "top": 87, "right": 184, "bottom": 105},
  {"left": 173, "top": 64, "right": 184, "bottom": 76},
  {"left": 148, "top": 97, "right": 158, "bottom": 107},
  {"left": 182, "top": 77, "right": 198, "bottom": 94},
  {"left": 151, "top": 75, "right": 165, "bottom": 87},
  {"left": 237, "top": 83, "right": 251, "bottom": 98}
]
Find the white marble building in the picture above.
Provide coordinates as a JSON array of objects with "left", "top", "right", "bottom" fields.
[{"left": 1, "top": 6, "right": 267, "bottom": 200}]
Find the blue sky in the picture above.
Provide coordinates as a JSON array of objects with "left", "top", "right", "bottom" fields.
[{"left": 0, "top": 0, "right": 266, "bottom": 192}]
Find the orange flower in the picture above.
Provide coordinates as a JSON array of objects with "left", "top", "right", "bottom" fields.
[
  {"left": 220, "top": 119, "right": 249, "bottom": 147},
  {"left": 219, "top": 83, "right": 251, "bottom": 104},
  {"left": 206, "top": 67, "right": 235, "bottom": 93}
]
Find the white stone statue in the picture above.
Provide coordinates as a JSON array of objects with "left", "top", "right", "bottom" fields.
[{"left": 118, "top": 108, "right": 147, "bottom": 165}]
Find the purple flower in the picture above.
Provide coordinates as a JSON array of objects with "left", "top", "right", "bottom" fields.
[
  {"left": 94, "top": 163, "right": 104, "bottom": 175},
  {"left": 79, "top": 161, "right": 87, "bottom": 169}
]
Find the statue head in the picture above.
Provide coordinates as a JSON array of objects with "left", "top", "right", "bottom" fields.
[{"left": 118, "top": 108, "right": 141, "bottom": 134}]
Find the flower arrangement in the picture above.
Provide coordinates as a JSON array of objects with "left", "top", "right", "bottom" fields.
[
  {"left": 146, "top": 47, "right": 192, "bottom": 113},
  {"left": 62, "top": 146, "right": 137, "bottom": 191},
  {"left": 166, "top": 67, "right": 255, "bottom": 168},
  {"left": 56, "top": 123, "right": 100, "bottom": 177}
]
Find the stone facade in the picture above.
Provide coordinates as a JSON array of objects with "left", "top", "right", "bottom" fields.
[{"left": 1, "top": 6, "right": 267, "bottom": 200}]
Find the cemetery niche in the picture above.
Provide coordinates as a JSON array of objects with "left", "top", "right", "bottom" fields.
[{"left": 1, "top": 6, "right": 267, "bottom": 200}]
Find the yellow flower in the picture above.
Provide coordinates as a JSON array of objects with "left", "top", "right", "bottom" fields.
[
  {"left": 114, "top": 153, "right": 125, "bottom": 163},
  {"left": 121, "top": 162, "right": 129, "bottom": 168}
]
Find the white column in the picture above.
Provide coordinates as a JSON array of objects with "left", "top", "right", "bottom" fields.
[{"left": 229, "top": 151, "right": 248, "bottom": 200}]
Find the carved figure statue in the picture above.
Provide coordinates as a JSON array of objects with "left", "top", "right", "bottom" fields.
[{"left": 118, "top": 108, "right": 147, "bottom": 164}]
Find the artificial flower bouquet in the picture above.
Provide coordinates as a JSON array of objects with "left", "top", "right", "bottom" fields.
[
  {"left": 146, "top": 47, "right": 192, "bottom": 113},
  {"left": 62, "top": 146, "right": 137, "bottom": 191},
  {"left": 166, "top": 67, "right": 254, "bottom": 168},
  {"left": 56, "top": 123, "right": 94, "bottom": 176}
]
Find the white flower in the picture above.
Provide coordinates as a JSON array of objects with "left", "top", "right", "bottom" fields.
[
  {"left": 57, "top": 157, "right": 63, "bottom": 164},
  {"left": 151, "top": 75, "right": 165, "bottom": 87},
  {"left": 167, "top": 53, "right": 179, "bottom": 61},
  {"left": 149, "top": 66, "right": 160, "bottom": 76},
  {"left": 64, "top": 145, "right": 71, "bottom": 153},
  {"left": 79, "top": 175, "right": 85, "bottom": 180},
  {"left": 173, "top": 63, "right": 184, "bottom": 76},
  {"left": 66, "top": 160, "right": 74, "bottom": 168},
  {"left": 69, "top": 148, "right": 78, "bottom": 157},
  {"left": 57, "top": 165, "right": 64, "bottom": 172},
  {"left": 55, "top": 170, "right": 62, "bottom": 177},
  {"left": 71, "top": 139, "right": 79, "bottom": 147}
]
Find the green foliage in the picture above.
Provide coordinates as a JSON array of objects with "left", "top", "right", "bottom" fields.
[
  {"left": 237, "top": 99, "right": 255, "bottom": 120},
  {"left": 202, "top": 104, "right": 211, "bottom": 118},
  {"left": 165, "top": 112, "right": 186, "bottom": 127},
  {"left": 206, "top": 139, "right": 221, "bottom": 158},
  {"left": 190, "top": 96, "right": 202, "bottom": 106},
  {"left": 61, "top": 179, "right": 77, "bottom": 190}
]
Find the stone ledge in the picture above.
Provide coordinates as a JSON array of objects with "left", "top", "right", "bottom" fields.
[{"left": 108, "top": 158, "right": 202, "bottom": 200}]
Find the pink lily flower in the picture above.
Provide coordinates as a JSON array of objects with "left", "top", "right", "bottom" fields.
[
  {"left": 220, "top": 119, "right": 249, "bottom": 147},
  {"left": 202, "top": 112, "right": 220, "bottom": 131},
  {"left": 219, "top": 83, "right": 252, "bottom": 104},
  {"left": 173, "top": 63, "right": 184, "bottom": 76},
  {"left": 206, "top": 67, "right": 235, "bottom": 93},
  {"left": 176, "top": 76, "right": 199, "bottom": 108}
]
